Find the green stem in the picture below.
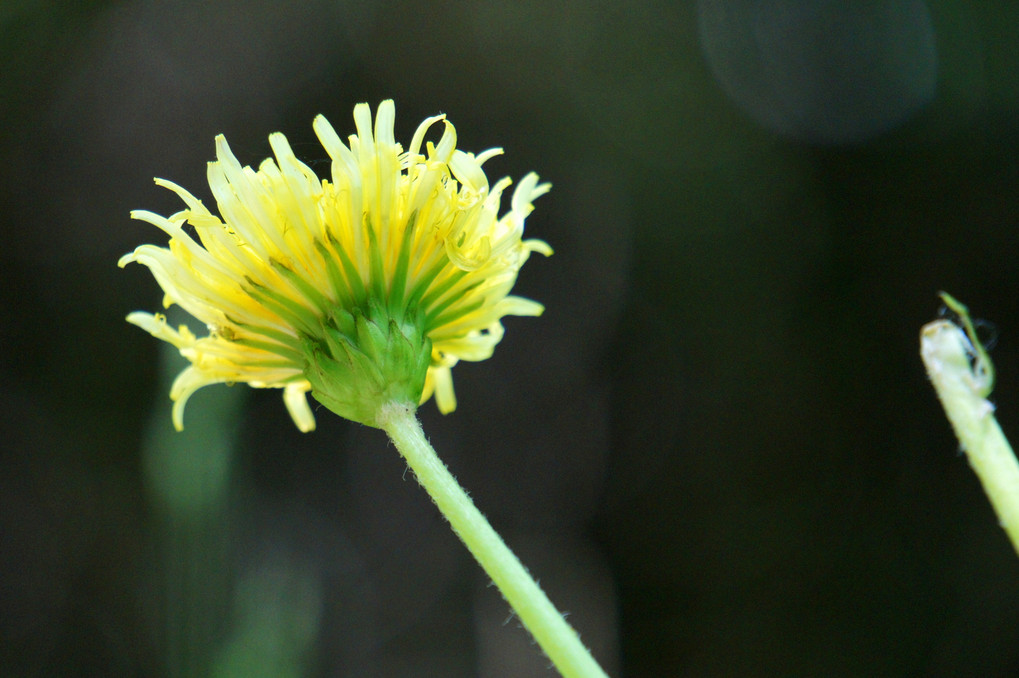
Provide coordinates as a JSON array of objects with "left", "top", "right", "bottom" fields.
[
  {"left": 376, "top": 401, "right": 609, "bottom": 678},
  {"left": 921, "top": 308, "right": 1019, "bottom": 557}
]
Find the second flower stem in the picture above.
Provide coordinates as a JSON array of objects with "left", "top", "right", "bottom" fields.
[
  {"left": 376, "top": 401, "right": 608, "bottom": 678},
  {"left": 921, "top": 294, "right": 1019, "bottom": 557}
]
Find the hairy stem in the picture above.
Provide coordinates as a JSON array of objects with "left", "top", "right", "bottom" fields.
[{"left": 376, "top": 401, "right": 608, "bottom": 678}]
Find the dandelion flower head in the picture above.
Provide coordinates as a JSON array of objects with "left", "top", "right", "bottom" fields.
[{"left": 120, "top": 100, "right": 551, "bottom": 431}]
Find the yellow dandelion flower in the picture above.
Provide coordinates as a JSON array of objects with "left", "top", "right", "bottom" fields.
[{"left": 120, "top": 100, "right": 551, "bottom": 431}]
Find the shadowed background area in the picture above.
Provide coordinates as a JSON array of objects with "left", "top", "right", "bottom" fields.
[{"left": 3, "top": 1, "right": 1019, "bottom": 676}]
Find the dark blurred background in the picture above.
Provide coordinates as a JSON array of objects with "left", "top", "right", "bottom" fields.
[{"left": 3, "top": 1, "right": 1019, "bottom": 676}]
